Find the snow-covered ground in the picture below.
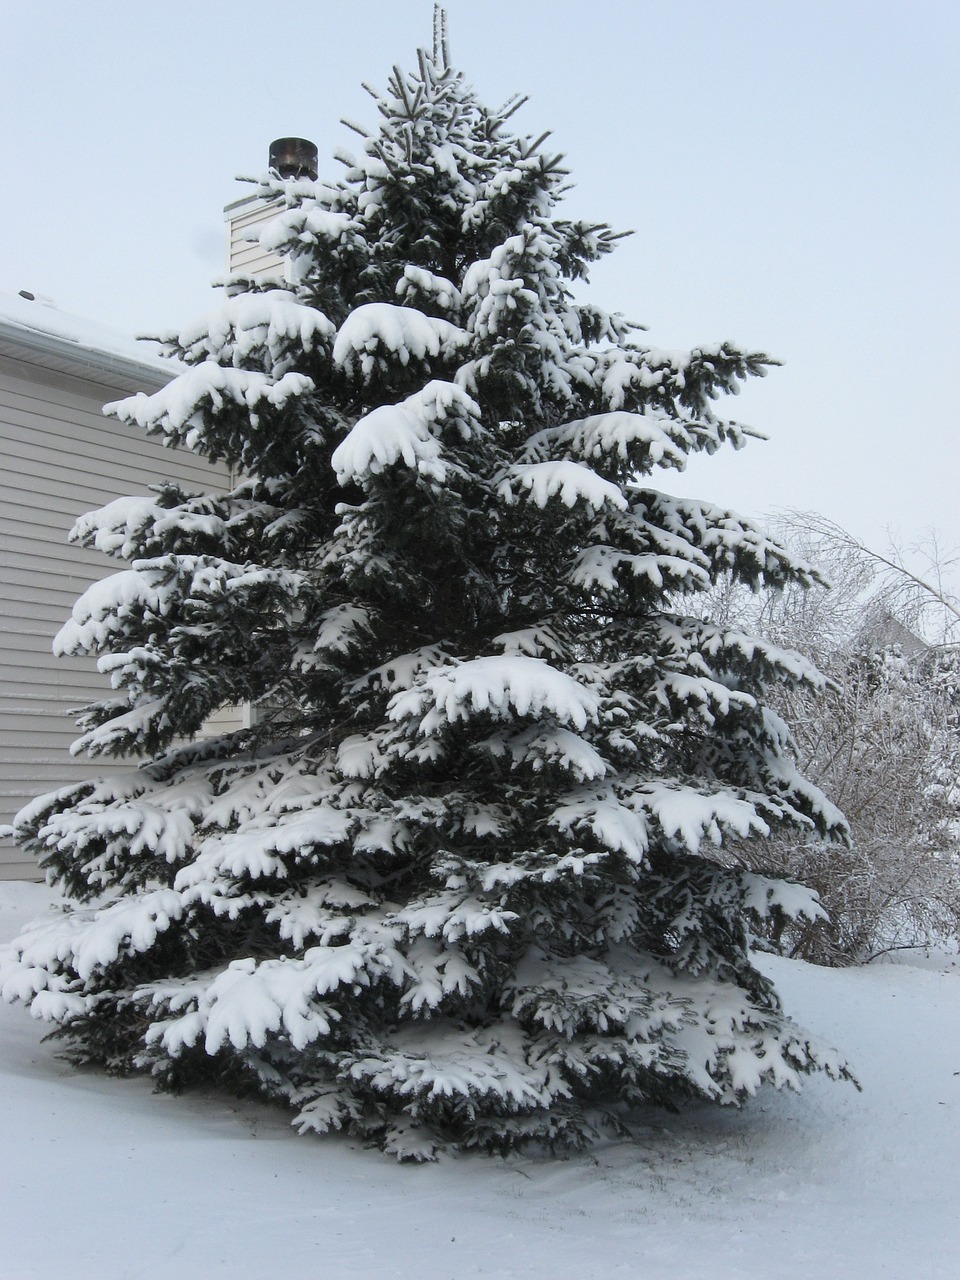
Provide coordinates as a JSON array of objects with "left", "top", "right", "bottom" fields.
[{"left": 1, "top": 882, "right": 956, "bottom": 1280}]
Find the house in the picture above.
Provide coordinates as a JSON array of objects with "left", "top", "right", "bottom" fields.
[
  {"left": 0, "top": 291, "right": 233, "bottom": 878},
  {"left": 861, "top": 611, "right": 931, "bottom": 662},
  {"left": 0, "top": 139, "right": 316, "bottom": 878}
]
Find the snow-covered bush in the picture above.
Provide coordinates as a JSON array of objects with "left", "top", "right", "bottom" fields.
[
  {"left": 0, "top": 28, "right": 855, "bottom": 1157},
  {"left": 782, "top": 646, "right": 960, "bottom": 963},
  {"left": 703, "top": 518, "right": 960, "bottom": 964}
]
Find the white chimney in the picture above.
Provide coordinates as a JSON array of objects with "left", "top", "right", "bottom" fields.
[{"left": 223, "top": 137, "right": 318, "bottom": 280}]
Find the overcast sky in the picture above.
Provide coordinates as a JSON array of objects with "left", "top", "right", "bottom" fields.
[{"left": 4, "top": 0, "right": 958, "bottom": 576}]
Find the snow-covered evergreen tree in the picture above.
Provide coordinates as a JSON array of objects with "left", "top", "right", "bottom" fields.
[{"left": 1, "top": 22, "right": 854, "bottom": 1157}]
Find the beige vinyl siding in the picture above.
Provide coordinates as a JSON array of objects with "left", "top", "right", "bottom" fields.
[
  {"left": 0, "top": 355, "right": 238, "bottom": 878},
  {"left": 226, "top": 197, "right": 286, "bottom": 279}
]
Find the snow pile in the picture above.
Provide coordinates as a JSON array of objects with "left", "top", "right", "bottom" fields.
[
  {"left": 332, "top": 380, "right": 482, "bottom": 483},
  {"left": 333, "top": 302, "right": 467, "bottom": 379}
]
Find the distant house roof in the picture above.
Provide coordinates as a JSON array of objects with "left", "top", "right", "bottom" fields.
[
  {"left": 863, "top": 610, "right": 931, "bottom": 660},
  {"left": 0, "top": 290, "right": 176, "bottom": 393}
]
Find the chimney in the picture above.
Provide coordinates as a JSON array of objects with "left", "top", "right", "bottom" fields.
[
  {"left": 224, "top": 137, "right": 318, "bottom": 279},
  {"left": 268, "top": 137, "right": 319, "bottom": 182}
]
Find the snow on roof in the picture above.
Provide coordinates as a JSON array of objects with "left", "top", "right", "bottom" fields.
[{"left": 0, "top": 289, "right": 176, "bottom": 387}]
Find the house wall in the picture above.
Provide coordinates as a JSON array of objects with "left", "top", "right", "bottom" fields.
[
  {"left": 225, "top": 195, "right": 286, "bottom": 279},
  {"left": 0, "top": 355, "right": 234, "bottom": 878}
]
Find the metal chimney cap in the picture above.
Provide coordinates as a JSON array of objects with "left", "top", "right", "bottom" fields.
[{"left": 269, "top": 137, "right": 318, "bottom": 181}]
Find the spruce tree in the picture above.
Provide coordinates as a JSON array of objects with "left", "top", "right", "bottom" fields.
[{"left": 1, "top": 24, "right": 854, "bottom": 1158}]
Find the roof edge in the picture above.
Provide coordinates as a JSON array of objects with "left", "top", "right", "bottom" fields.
[{"left": 0, "top": 315, "right": 174, "bottom": 391}]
